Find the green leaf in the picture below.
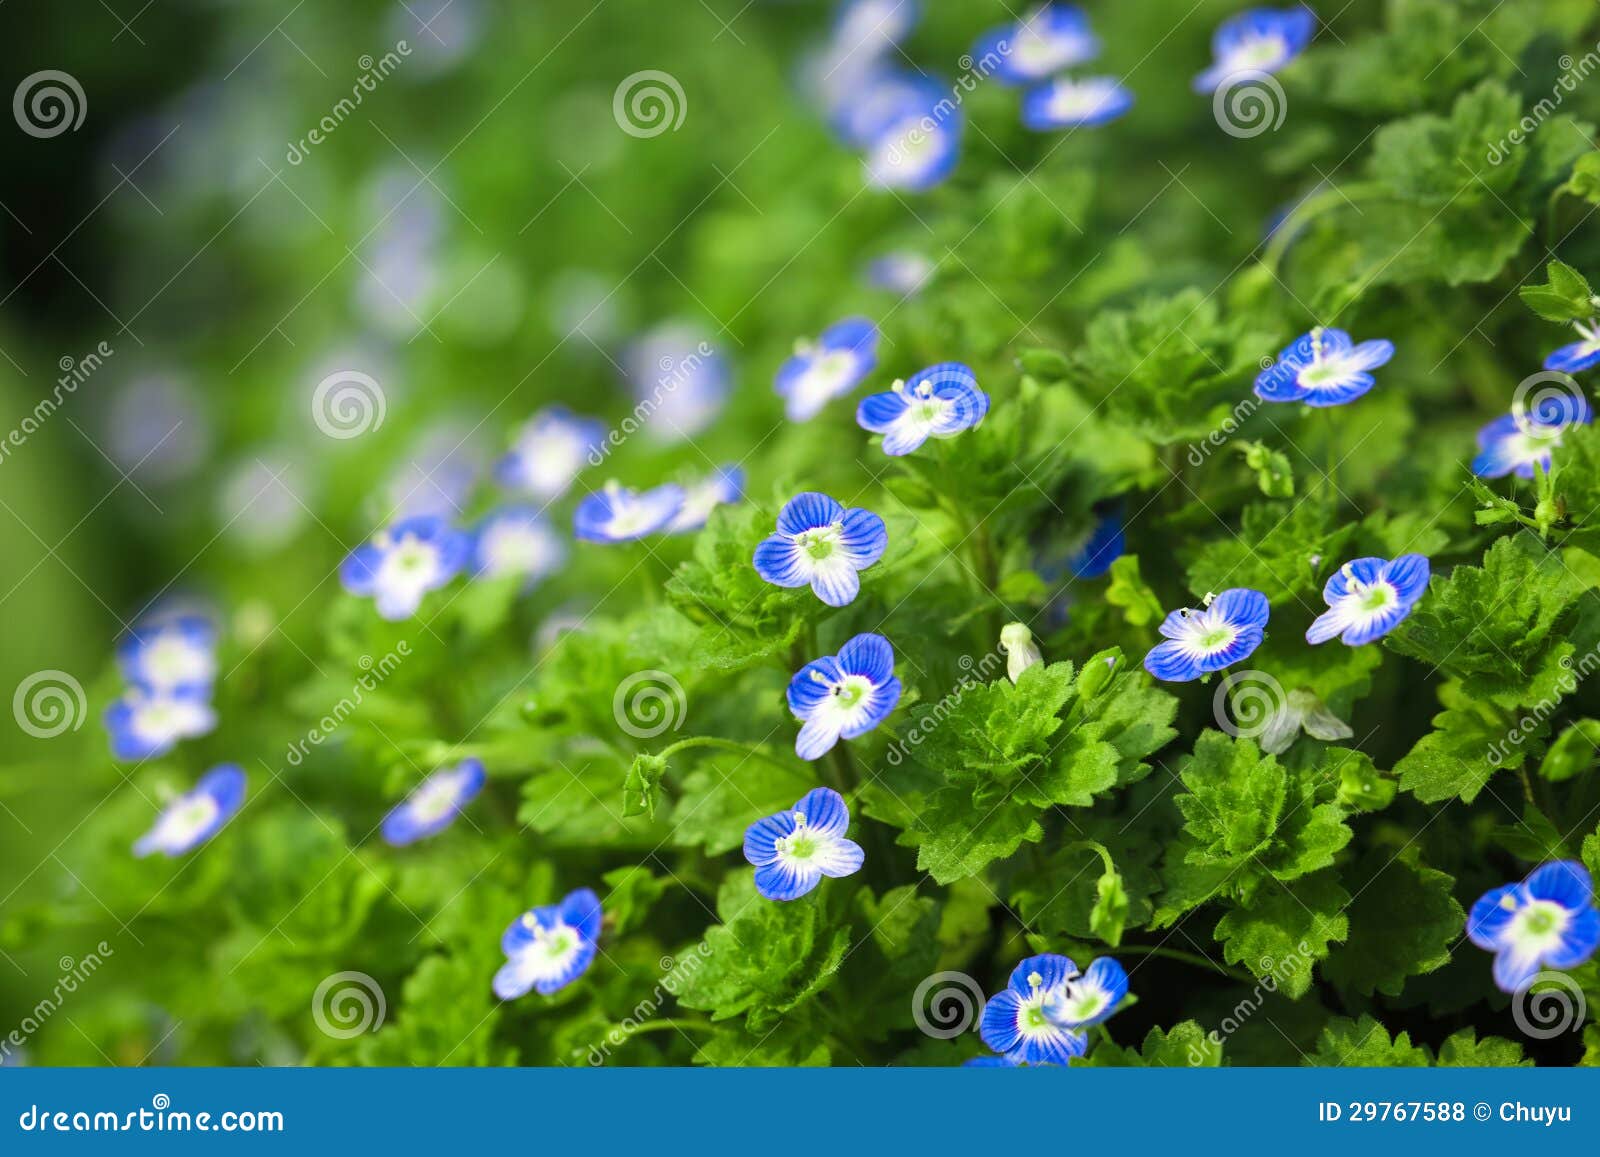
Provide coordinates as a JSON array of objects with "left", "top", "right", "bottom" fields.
[
  {"left": 1436, "top": 1030, "right": 1531, "bottom": 1067},
  {"left": 1520, "top": 260, "right": 1596, "bottom": 322},
  {"left": 1078, "top": 1021, "right": 1222, "bottom": 1067},
  {"left": 1322, "top": 849, "right": 1463, "bottom": 998},
  {"left": 1106, "top": 555, "right": 1166, "bottom": 628},
  {"left": 622, "top": 752, "right": 668, "bottom": 819},
  {"left": 1393, "top": 685, "right": 1530, "bottom": 804},
  {"left": 1214, "top": 872, "right": 1350, "bottom": 999},
  {"left": 1304, "top": 1015, "right": 1431, "bottom": 1067}
]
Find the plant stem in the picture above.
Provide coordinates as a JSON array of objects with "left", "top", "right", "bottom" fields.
[
  {"left": 658, "top": 736, "right": 798, "bottom": 776},
  {"left": 1114, "top": 944, "right": 1255, "bottom": 984}
]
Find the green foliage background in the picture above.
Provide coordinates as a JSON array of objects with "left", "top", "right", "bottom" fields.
[{"left": 2, "top": 0, "right": 1600, "bottom": 1066}]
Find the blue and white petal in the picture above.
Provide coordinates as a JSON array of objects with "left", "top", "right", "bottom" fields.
[
  {"left": 666, "top": 466, "right": 745, "bottom": 534},
  {"left": 979, "top": 954, "right": 1090, "bottom": 1066},
  {"left": 1066, "top": 513, "right": 1125, "bottom": 579},
  {"left": 573, "top": 481, "right": 685, "bottom": 543},
  {"left": 116, "top": 614, "right": 217, "bottom": 695},
  {"left": 133, "top": 764, "right": 246, "bottom": 857},
  {"left": 494, "top": 887, "right": 602, "bottom": 999},
  {"left": 1021, "top": 77, "right": 1133, "bottom": 130},
  {"left": 340, "top": 515, "right": 470, "bottom": 620},
  {"left": 744, "top": 787, "right": 865, "bottom": 901},
  {"left": 1545, "top": 323, "right": 1600, "bottom": 374},
  {"left": 864, "top": 251, "right": 935, "bottom": 297},
  {"left": 621, "top": 326, "right": 732, "bottom": 441},
  {"left": 493, "top": 407, "right": 605, "bottom": 499},
  {"left": 1306, "top": 554, "right": 1429, "bottom": 646},
  {"left": 856, "top": 363, "right": 988, "bottom": 455},
  {"left": 1472, "top": 400, "right": 1592, "bottom": 479},
  {"left": 1193, "top": 6, "right": 1315, "bottom": 93},
  {"left": 381, "top": 758, "right": 487, "bottom": 847},
  {"left": 1253, "top": 327, "right": 1392, "bottom": 407},
  {"left": 472, "top": 507, "right": 566, "bottom": 585},
  {"left": 975, "top": 4, "right": 1098, "bottom": 87},
  {"left": 1467, "top": 862, "right": 1600, "bottom": 992},
  {"left": 774, "top": 318, "right": 880, "bottom": 421},
  {"left": 832, "top": 0, "right": 920, "bottom": 60},
  {"left": 863, "top": 109, "right": 962, "bottom": 193},
  {"left": 1047, "top": 957, "right": 1128, "bottom": 1028},
  {"left": 785, "top": 633, "right": 902, "bottom": 759},
  {"left": 1143, "top": 588, "right": 1269, "bottom": 682},
  {"left": 105, "top": 686, "right": 217, "bottom": 761},
  {"left": 752, "top": 493, "right": 888, "bottom": 606}
]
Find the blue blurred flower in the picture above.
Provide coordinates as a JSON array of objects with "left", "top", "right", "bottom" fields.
[
  {"left": 775, "top": 317, "right": 880, "bottom": 421},
  {"left": 1545, "top": 321, "right": 1600, "bottom": 374},
  {"left": 340, "top": 515, "right": 471, "bottom": 620},
  {"left": 1193, "top": 6, "right": 1315, "bottom": 93},
  {"left": 864, "top": 251, "right": 935, "bottom": 297},
  {"left": 979, "top": 953, "right": 1127, "bottom": 1065},
  {"left": 743, "top": 786, "right": 865, "bottom": 901},
  {"left": 134, "top": 765, "right": 246, "bottom": 857},
  {"left": 1254, "top": 327, "right": 1394, "bottom": 407},
  {"left": 1306, "top": 555, "right": 1429, "bottom": 646},
  {"left": 382, "top": 759, "right": 486, "bottom": 847},
  {"left": 1143, "top": 588, "right": 1269, "bottom": 682},
  {"left": 974, "top": 4, "right": 1098, "bottom": 86},
  {"left": 105, "top": 685, "right": 217, "bottom": 761},
  {"left": 832, "top": 0, "right": 920, "bottom": 58},
  {"left": 573, "top": 481, "right": 685, "bottom": 543},
  {"left": 666, "top": 465, "right": 744, "bottom": 534},
  {"left": 472, "top": 506, "right": 566, "bottom": 586},
  {"left": 1468, "top": 861, "right": 1598, "bottom": 993},
  {"left": 621, "top": 325, "right": 731, "bottom": 441},
  {"left": 117, "top": 613, "right": 216, "bottom": 695},
  {"left": 1472, "top": 395, "right": 1592, "bottom": 479},
  {"left": 1066, "top": 512, "right": 1125, "bottom": 579},
  {"left": 857, "top": 362, "right": 989, "bottom": 455},
  {"left": 494, "top": 407, "right": 606, "bottom": 500},
  {"left": 752, "top": 492, "right": 888, "bottom": 606},
  {"left": 786, "top": 632, "right": 902, "bottom": 759},
  {"left": 493, "top": 887, "right": 603, "bottom": 999},
  {"left": 863, "top": 101, "right": 963, "bottom": 192},
  {"left": 1021, "top": 76, "right": 1133, "bottom": 130}
]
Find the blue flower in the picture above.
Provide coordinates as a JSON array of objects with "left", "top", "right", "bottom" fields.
[
  {"left": 1143, "top": 588, "right": 1269, "bottom": 682},
  {"left": 116, "top": 613, "right": 216, "bottom": 695},
  {"left": 752, "top": 492, "right": 888, "bottom": 607},
  {"left": 1193, "top": 6, "right": 1315, "bottom": 93},
  {"left": 1467, "top": 861, "right": 1599, "bottom": 993},
  {"left": 857, "top": 363, "right": 989, "bottom": 455},
  {"left": 1254, "top": 327, "right": 1394, "bottom": 407},
  {"left": 864, "top": 251, "right": 935, "bottom": 297},
  {"left": 1545, "top": 321, "right": 1600, "bottom": 374},
  {"left": 786, "top": 632, "right": 902, "bottom": 759},
  {"left": 1306, "top": 555, "right": 1429, "bottom": 646},
  {"left": 381, "top": 759, "right": 486, "bottom": 847},
  {"left": 829, "top": 70, "right": 943, "bottom": 148},
  {"left": 105, "top": 685, "right": 217, "bottom": 761},
  {"left": 743, "top": 786, "right": 865, "bottom": 901},
  {"left": 860, "top": 83, "right": 963, "bottom": 192},
  {"left": 134, "top": 765, "right": 246, "bottom": 857},
  {"left": 1473, "top": 396, "right": 1593, "bottom": 479},
  {"left": 471, "top": 506, "right": 565, "bottom": 586},
  {"left": 340, "top": 515, "right": 471, "bottom": 620},
  {"left": 973, "top": 5, "right": 1098, "bottom": 87},
  {"left": 493, "top": 887, "right": 603, "bottom": 999},
  {"left": 1021, "top": 77, "right": 1133, "bottom": 130},
  {"left": 832, "top": 0, "right": 920, "bottom": 58},
  {"left": 979, "top": 954, "right": 1128, "bottom": 1065},
  {"left": 573, "top": 481, "right": 685, "bottom": 543},
  {"left": 775, "top": 317, "right": 880, "bottom": 421},
  {"left": 622, "top": 325, "right": 731, "bottom": 441},
  {"left": 1066, "top": 512, "right": 1125, "bottom": 579},
  {"left": 494, "top": 407, "right": 605, "bottom": 500},
  {"left": 666, "top": 465, "right": 744, "bottom": 534}
]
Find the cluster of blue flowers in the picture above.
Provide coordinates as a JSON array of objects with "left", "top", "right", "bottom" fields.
[
  {"left": 105, "top": 604, "right": 219, "bottom": 761},
  {"left": 816, "top": 2, "right": 1315, "bottom": 192},
  {"left": 974, "top": 953, "right": 1128, "bottom": 1065}
]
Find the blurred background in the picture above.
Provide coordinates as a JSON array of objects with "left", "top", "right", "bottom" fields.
[{"left": 0, "top": 0, "right": 1593, "bottom": 1065}]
